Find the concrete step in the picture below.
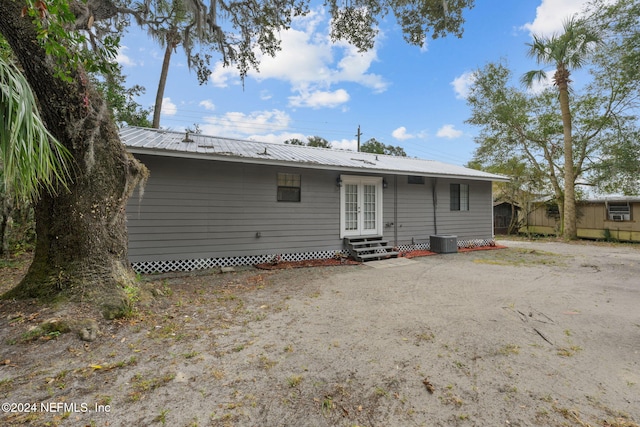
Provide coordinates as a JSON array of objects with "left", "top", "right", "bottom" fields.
[{"left": 358, "top": 251, "right": 400, "bottom": 261}]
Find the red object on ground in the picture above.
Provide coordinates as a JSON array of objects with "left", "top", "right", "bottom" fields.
[{"left": 255, "top": 245, "right": 508, "bottom": 269}]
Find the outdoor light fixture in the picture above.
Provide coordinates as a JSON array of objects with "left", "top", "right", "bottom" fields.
[
  {"left": 383, "top": 178, "right": 388, "bottom": 189},
  {"left": 336, "top": 176, "right": 342, "bottom": 187}
]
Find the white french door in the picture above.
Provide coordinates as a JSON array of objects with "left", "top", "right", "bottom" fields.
[{"left": 340, "top": 175, "right": 383, "bottom": 238}]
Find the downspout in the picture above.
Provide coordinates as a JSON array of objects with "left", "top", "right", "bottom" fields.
[
  {"left": 431, "top": 177, "right": 438, "bottom": 235},
  {"left": 394, "top": 175, "right": 398, "bottom": 246}
]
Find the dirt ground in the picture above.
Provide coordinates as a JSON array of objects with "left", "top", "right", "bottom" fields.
[{"left": 0, "top": 239, "right": 639, "bottom": 427}]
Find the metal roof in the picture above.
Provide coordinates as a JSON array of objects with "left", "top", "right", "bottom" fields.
[
  {"left": 583, "top": 196, "right": 640, "bottom": 203},
  {"left": 119, "top": 126, "right": 508, "bottom": 182},
  {"left": 531, "top": 194, "right": 640, "bottom": 204}
]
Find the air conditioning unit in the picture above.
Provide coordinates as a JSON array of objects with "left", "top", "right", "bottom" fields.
[
  {"left": 610, "top": 213, "right": 630, "bottom": 221},
  {"left": 608, "top": 204, "right": 631, "bottom": 221},
  {"left": 430, "top": 235, "right": 458, "bottom": 254}
]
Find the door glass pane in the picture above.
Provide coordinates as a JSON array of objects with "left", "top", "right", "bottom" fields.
[
  {"left": 363, "top": 184, "right": 376, "bottom": 230},
  {"left": 345, "top": 184, "right": 358, "bottom": 231}
]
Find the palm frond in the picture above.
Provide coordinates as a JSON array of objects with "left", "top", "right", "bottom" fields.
[
  {"left": 521, "top": 69, "right": 547, "bottom": 88},
  {"left": 0, "top": 56, "right": 71, "bottom": 201}
]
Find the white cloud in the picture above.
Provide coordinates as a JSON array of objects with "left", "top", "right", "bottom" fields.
[
  {"left": 331, "top": 41, "right": 387, "bottom": 93},
  {"left": 521, "top": 0, "right": 590, "bottom": 37},
  {"left": 392, "top": 127, "right": 414, "bottom": 141},
  {"left": 208, "top": 8, "right": 387, "bottom": 109},
  {"left": 116, "top": 46, "right": 139, "bottom": 67},
  {"left": 436, "top": 124, "right": 463, "bottom": 139},
  {"left": 198, "top": 100, "right": 216, "bottom": 111},
  {"left": 289, "top": 88, "right": 350, "bottom": 109},
  {"left": 451, "top": 71, "right": 476, "bottom": 100},
  {"left": 254, "top": 132, "right": 307, "bottom": 144},
  {"left": 161, "top": 98, "right": 177, "bottom": 116},
  {"left": 209, "top": 62, "right": 233, "bottom": 87},
  {"left": 331, "top": 139, "right": 358, "bottom": 151},
  {"left": 259, "top": 90, "right": 272, "bottom": 101},
  {"left": 200, "top": 109, "right": 291, "bottom": 137}
]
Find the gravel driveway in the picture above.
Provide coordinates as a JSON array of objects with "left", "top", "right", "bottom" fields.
[{"left": 1, "top": 240, "right": 638, "bottom": 426}]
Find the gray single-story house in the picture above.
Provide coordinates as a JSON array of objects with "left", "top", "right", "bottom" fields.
[{"left": 120, "top": 127, "right": 508, "bottom": 273}]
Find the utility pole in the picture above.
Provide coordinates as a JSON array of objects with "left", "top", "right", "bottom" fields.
[{"left": 356, "top": 125, "right": 362, "bottom": 152}]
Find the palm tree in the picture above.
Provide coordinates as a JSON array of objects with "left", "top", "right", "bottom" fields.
[
  {"left": 146, "top": 0, "right": 219, "bottom": 129},
  {"left": 151, "top": 25, "right": 181, "bottom": 128},
  {"left": 521, "top": 17, "right": 601, "bottom": 240},
  {"left": 146, "top": 1, "right": 189, "bottom": 128},
  {"left": 0, "top": 55, "right": 70, "bottom": 201}
]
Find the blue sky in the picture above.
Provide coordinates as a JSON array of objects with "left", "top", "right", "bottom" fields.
[{"left": 116, "top": 0, "right": 593, "bottom": 166}]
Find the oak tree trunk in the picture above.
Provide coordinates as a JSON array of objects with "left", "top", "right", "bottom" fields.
[{"left": 0, "top": 1, "right": 148, "bottom": 318}]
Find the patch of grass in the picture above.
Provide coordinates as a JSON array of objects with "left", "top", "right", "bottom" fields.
[
  {"left": 453, "top": 360, "right": 467, "bottom": 370},
  {"left": 155, "top": 408, "right": 169, "bottom": 425},
  {"left": 321, "top": 396, "right": 334, "bottom": 415},
  {"left": 287, "top": 375, "right": 303, "bottom": 388},
  {"left": 123, "top": 284, "right": 141, "bottom": 316},
  {"left": 149, "top": 321, "right": 182, "bottom": 340},
  {"left": 415, "top": 331, "right": 435, "bottom": 344},
  {"left": 473, "top": 248, "right": 566, "bottom": 267},
  {"left": 53, "top": 369, "right": 69, "bottom": 389},
  {"left": 96, "top": 395, "right": 112, "bottom": 406},
  {"left": 0, "top": 378, "right": 14, "bottom": 393},
  {"left": 104, "top": 356, "right": 138, "bottom": 370},
  {"left": 211, "top": 369, "right": 225, "bottom": 380},
  {"left": 557, "top": 345, "right": 582, "bottom": 357},
  {"left": 128, "top": 371, "right": 176, "bottom": 401},
  {"left": 0, "top": 258, "right": 19, "bottom": 268},
  {"left": 497, "top": 344, "right": 520, "bottom": 356},
  {"left": 374, "top": 386, "right": 388, "bottom": 397},
  {"left": 161, "top": 279, "right": 173, "bottom": 297},
  {"left": 258, "top": 354, "right": 277, "bottom": 370},
  {"left": 540, "top": 394, "right": 554, "bottom": 403},
  {"left": 20, "top": 320, "right": 70, "bottom": 342},
  {"left": 440, "top": 390, "right": 464, "bottom": 406},
  {"left": 553, "top": 405, "right": 595, "bottom": 426},
  {"left": 183, "top": 350, "right": 200, "bottom": 359},
  {"left": 603, "top": 417, "right": 640, "bottom": 427}
]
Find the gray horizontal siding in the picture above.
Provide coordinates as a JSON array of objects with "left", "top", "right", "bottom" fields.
[
  {"left": 382, "top": 176, "right": 493, "bottom": 246},
  {"left": 382, "top": 175, "right": 434, "bottom": 245},
  {"left": 127, "top": 155, "right": 342, "bottom": 262},
  {"left": 126, "top": 155, "right": 495, "bottom": 264},
  {"left": 434, "top": 178, "right": 493, "bottom": 240}
]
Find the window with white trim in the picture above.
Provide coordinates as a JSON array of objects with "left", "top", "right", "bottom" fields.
[{"left": 450, "top": 183, "right": 469, "bottom": 211}]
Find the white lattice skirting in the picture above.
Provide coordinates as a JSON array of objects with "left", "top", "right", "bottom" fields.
[
  {"left": 131, "top": 238, "right": 497, "bottom": 274},
  {"left": 132, "top": 250, "right": 348, "bottom": 274}
]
